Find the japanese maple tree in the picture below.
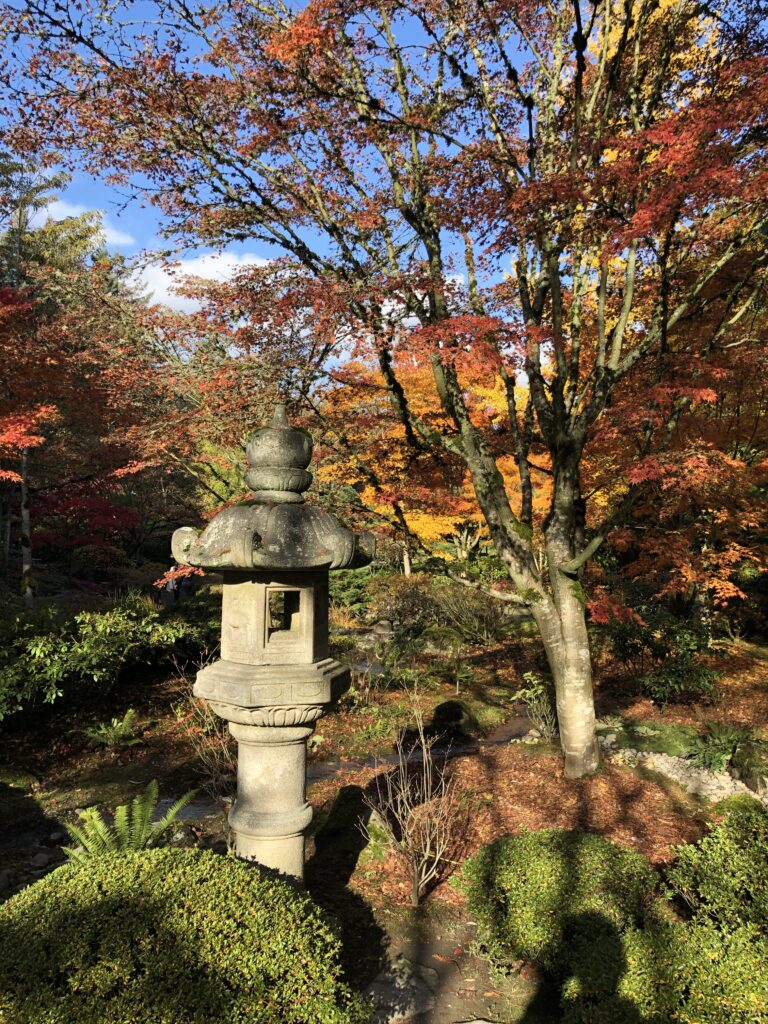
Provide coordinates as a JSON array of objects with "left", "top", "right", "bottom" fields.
[
  {"left": 5, "top": 0, "right": 767, "bottom": 774},
  {"left": 0, "top": 160, "right": 163, "bottom": 596}
]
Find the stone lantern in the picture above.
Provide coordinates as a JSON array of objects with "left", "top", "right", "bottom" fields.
[{"left": 172, "top": 405, "right": 374, "bottom": 880}]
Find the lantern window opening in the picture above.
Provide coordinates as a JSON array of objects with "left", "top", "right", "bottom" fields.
[{"left": 266, "top": 586, "right": 303, "bottom": 644}]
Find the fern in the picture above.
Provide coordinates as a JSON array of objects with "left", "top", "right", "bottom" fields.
[
  {"left": 63, "top": 780, "right": 196, "bottom": 863},
  {"left": 84, "top": 708, "right": 143, "bottom": 749}
]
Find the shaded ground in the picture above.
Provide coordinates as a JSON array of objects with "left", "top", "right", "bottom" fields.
[{"left": 307, "top": 744, "right": 708, "bottom": 918}]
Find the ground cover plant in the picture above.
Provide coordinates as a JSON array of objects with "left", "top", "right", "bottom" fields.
[{"left": 0, "top": 849, "right": 370, "bottom": 1024}]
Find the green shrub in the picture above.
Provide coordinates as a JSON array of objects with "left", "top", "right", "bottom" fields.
[
  {"left": 604, "top": 607, "right": 720, "bottom": 705},
  {"left": 368, "top": 572, "right": 439, "bottom": 637},
  {"left": 431, "top": 583, "right": 515, "bottom": 645},
  {"left": 459, "top": 830, "right": 657, "bottom": 969},
  {"left": 329, "top": 566, "right": 377, "bottom": 617},
  {"left": 665, "top": 798, "right": 768, "bottom": 931},
  {"left": 0, "top": 848, "right": 369, "bottom": 1024},
  {"left": 0, "top": 590, "right": 220, "bottom": 720},
  {"left": 561, "top": 917, "right": 768, "bottom": 1024},
  {"left": 560, "top": 914, "right": 678, "bottom": 1023},
  {"left": 606, "top": 607, "right": 707, "bottom": 670},
  {"left": 687, "top": 722, "right": 753, "bottom": 773},
  {"left": 641, "top": 653, "right": 720, "bottom": 706}
]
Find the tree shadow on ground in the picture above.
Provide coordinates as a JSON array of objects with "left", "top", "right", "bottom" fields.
[
  {"left": 0, "top": 781, "right": 63, "bottom": 904},
  {"left": 305, "top": 784, "right": 389, "bottom": 991},
  {"left": 0, "top": 781, "right": 59, "bottom": 845}
]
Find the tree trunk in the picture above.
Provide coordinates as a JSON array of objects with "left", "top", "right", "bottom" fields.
[
  {"left": 410, "top": 868, "right": 420, "bottom": 907},
  {"left": 689, "top": 585, "right": 713, "bottom": 649},
  {"left": 401, "top": 543, "right": 412, "bottom": 577},
  {"left": 0, "top": 483, "right": 11, "bottom": 577},
  {"left": 533, "top": 585, "right": 600, "bottom": 778},
  {"left": 533, "top": 461, "right": 600, "bottom": 778},
  {"left": 20, "top": 448, "right": 34, "bottom": 609}
]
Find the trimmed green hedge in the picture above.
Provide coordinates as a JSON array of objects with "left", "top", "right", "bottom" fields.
[
  {"left": 462, "top": 814, "right": 768, "bottom": 1024},
  {"left": 561, "top": 917, "right": 768, "bottom": 1024},
  {"left": 458, "top": 829, "right": 657, "bottom": 969},
  {"left": 0, "top": 848, "right": 370, "bottom": 1024}
]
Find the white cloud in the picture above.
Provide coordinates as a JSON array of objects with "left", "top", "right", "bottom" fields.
[
  {"left": 136, "top": 251, "right": 269, "bottom": 312},
  {"left": 32, "top": 199, "right": 137, "bottom": 248}
]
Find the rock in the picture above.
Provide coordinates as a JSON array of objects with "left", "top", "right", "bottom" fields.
[
  {"left": 745, "top": 774, "right": 768, "bottom": 796},
  {"left": 0, "top": 869, "right": 15, "bottom": 893},
  {"left": 365, "top": 954, "right": 438, "bottom": 1023},
  {"left": 153, "top": 797, "right": 222, "bottom": 822},
  {"left": 371, "top": 619, "right": 395, "bottom": 635},
  {"left": 640, "top": 752, "right": 768, "bottom": 808},
  {"left": 48, "top": 829, "right": 67, "bottom": 845},
  {"left": 29, "top": 852, "right": 51, "bottom": 869},
  {"left": 428, "top": 700, "right": 478, "bottom": 743},
  {"left": 604, "top": 732, "right": 617, "bottom": 746},
  {"left": 521, "top": 729, "right": 541, "bottom": 743},
  {"left": 609, "top": 748, "right": 637, "bottom": 765}
]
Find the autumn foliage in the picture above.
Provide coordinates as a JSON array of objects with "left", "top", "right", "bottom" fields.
[{"left": 0, "top": 0, "right": 766, "bottom": 773}]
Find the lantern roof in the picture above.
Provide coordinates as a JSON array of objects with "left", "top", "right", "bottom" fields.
[{"left": 172, "top": 406, "right": 375, "bottom": 572}]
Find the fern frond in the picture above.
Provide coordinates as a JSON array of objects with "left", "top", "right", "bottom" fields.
[
  {"left": 151, "top": 789, "right": 197, "bottom": 847},
  {"left": 113, "top": 803, "right": 131, "bottom": 849},
  {"left": 61, "top": 779, "right": 190, "bottom": 862},
  {"left": 62, "top": 817, "right": 93, "bottom": 864},
  {"left": 63, "top": 806, "right": 114, "bottom": 862},
  {"left": 130, "top": 780, "right": 157, "bottom": 848},
  {"left": 85, "top": 807, "right": 116, "bottom": 856}
]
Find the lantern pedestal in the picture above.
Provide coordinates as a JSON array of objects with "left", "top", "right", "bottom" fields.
[
  {"left": 228, "top": 721, "right": 315, "bottom": 878},
  {"left": 195, "top": 656, "right": 350, "bottom": 878}
]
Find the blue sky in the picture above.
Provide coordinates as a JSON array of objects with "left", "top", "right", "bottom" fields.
[{"left": 41, "top": 171, "right": 270, "bottom": 311}]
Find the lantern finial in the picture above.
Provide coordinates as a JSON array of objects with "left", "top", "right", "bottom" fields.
[{"left": 245, "top": 405, "right": 313, "bottom": 503}]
